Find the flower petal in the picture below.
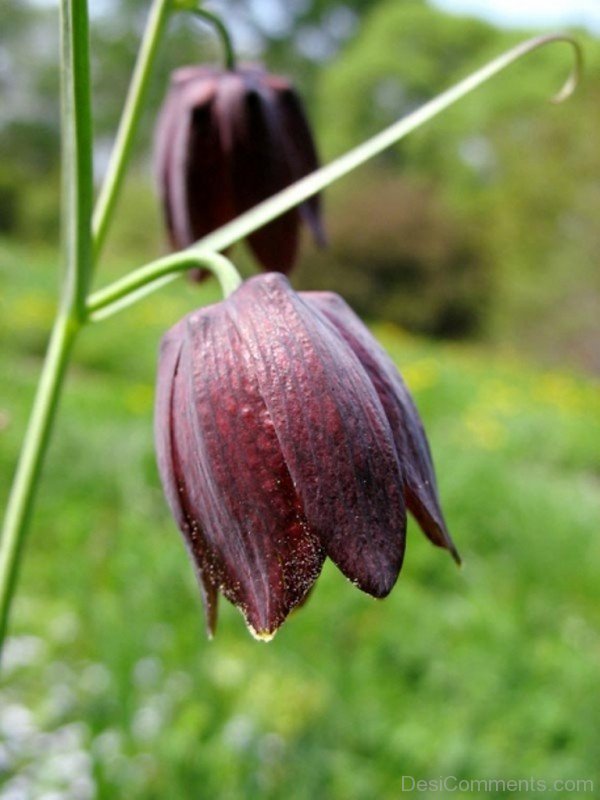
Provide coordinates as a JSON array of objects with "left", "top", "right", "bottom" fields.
[
  {"left": 266, "top": 75, "right": 325, "bottom": 247},
  {"left": 154, "top": 82, "right": 182, "bottom": 247},
  {"left": 174, "top": 305, "right": 325, "bottom": 638},
  {"left": 224, "top": 70, "right": 300, "bottom": 272},
  {"left": 177, "top": 77, "right": 234, "bottom": 249},
  {"left": 229, "top": 274, "right": 407, "bottom": 598},
  {"left": 305, "top": 291, "right": 460, "bottom": 564},
  {"left": 154, "top": 321, "right": 219, "bottom": 636},
  {"left": 155, "top": 70, "right": 223, "bottom": 249}
]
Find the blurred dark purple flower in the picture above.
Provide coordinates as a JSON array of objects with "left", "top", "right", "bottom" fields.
[
  {"left": 154, "top": 64, "right": 324, "bottom": 274},
  {"left": 155, "top": 274, "right": 459, "bottom": 640}
]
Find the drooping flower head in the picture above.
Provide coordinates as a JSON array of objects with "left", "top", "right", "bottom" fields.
[
  {"left": 155, "top": 274, "right": 459, "bottom": 640},
  {"left": 154, "top": 65, "right": 324, "bottom": 273}
]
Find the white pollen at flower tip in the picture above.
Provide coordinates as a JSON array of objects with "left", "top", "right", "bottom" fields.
[{"left": 247, "top": 624, "right": 277, "bottom": 643}]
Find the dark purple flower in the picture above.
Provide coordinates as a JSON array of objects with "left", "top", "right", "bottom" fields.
[
  {"left": 154, "top": 64, "right": 324, "bottom": 274},
  {"left": 155, "top": 274, "right": 459, "bottom": 640}
]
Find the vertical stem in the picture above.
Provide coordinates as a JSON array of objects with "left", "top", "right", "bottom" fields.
[
  {"left": 0, "top": 316, "right": 78, "bottom": 652},
  {"left": 0, "top": 0, "right": 93, "bottom": 658},
  {"left": 60, "top": 0, "right": 94, "bottom": 318},
  {"left": 92, "top": 0, "right": 172, "bottom": 260}
]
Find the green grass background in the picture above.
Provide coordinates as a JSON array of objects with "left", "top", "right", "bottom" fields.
[{"left": 1, "top": 240, "right": 599, "bottom": 799}]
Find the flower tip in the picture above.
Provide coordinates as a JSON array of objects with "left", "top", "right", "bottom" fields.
[
  {"left": 449, "top": 544, "right": 462, "bottom": 567},
  {"left": 314, "top": 223, "right": 328, "bottom": 249},
  {"left": 305, "top": 212, "right": 327, "bottom": 249},
  {"left": 205, "top": 623, "right": 215, "bottom": 641},
  {"left": 248, "top": 625, "right": 277, "bottom": 643}
]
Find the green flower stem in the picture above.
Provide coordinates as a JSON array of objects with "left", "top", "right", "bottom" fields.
[
  {"left": 88, "top": 33, "right": 581, "bottom": 319},
  {"left": 0, "top": 0, "right": 94, "bottom": 657},
  {"left": 88, "top": 250, "right": 242, "bottom": 321},
  {"left": 0, "top": 315, "right": 79, "bottom": 653},
  {"left": 192, "top": 7, "right": 236, "bottom": 71},
  {"left": 92, "top": 0, "right": 173, "bottom": 261},
  {"left": 60, "top": 0, "right": 94, "bottom": 318}
]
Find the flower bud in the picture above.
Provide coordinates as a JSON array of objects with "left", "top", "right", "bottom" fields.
[{"left": 154, "top": 65, "right": 324, "bottom": 273}]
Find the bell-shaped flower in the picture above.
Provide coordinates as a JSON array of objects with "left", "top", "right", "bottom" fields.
[
  {"left": 154, "top": 64, "right": 324, "bottom": 273},
  {"left": 154, "top": 274, "right": 459, "bottom": 640}
]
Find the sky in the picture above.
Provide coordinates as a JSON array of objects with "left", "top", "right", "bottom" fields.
[
  {"left": 28, "top": 0, "right": 600, "bottom": 34},
  {"left": 26, "top": 0, "right": 600, "bottom": 39},
  {"left": 432, "top": 0, "right": 600, "bottom": 34}
]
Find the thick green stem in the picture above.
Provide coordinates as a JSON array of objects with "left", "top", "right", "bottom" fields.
[
  {"left": 60, "top": 0, "right": 94, "bottom": 318},
  {"left": 0, "top": 317, "right": 79, "bottom": 653},
  {"left": 0, "top": 0, "right": 94, "bottom": 658},
  {"left": 92, "top": 0, "right": 172, "bottom": 260},
  {"left": 88, "top": 250, "right": 242, "bottom": 321},
  {"left": 88, "top": 33, "right": 581, "bottom": 317}
]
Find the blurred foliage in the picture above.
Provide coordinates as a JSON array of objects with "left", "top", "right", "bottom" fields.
[
  {"left": 1, "top": 240, "right": 599, "bottom": 797},
  {"left": 316, "top": 0, "right": 499, "bottom": 160},
  {"left": 297, "top": 174, "right": 488, "bottom": 337},
  {"left": 0, "top": 121, "right": 60, "bottom": 239},
  {"left": 313, "top": 0, "right": 600, "bottom": 368}
]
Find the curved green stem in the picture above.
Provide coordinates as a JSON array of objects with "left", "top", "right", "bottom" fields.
[
  {"left": 192, "top": 7, "right": 236, "bottom": 71},
  {"left": 0, "top": 0, "right": 95, "bottom": 658},
  {"left": 89, "top": 33, "right": 581, "bottom": 316},
  {"left": 88, "top": 250, "right": 242, "bottom": 321},
  {"left": 92, "top": 0, "right": 172, "bottom": 261}
]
